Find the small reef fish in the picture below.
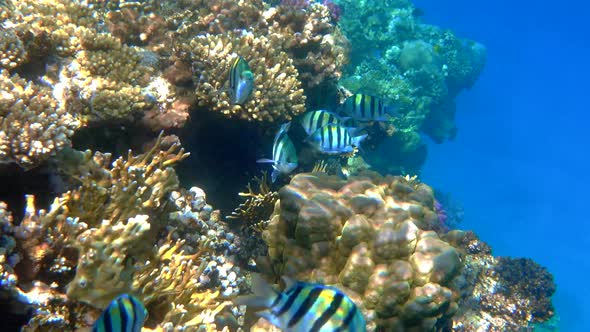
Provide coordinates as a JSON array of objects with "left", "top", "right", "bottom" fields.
[
  {"left": 300, "top": 109, "right": 348, "bottom": 136},
  {"left": 257, "top": 122, "right": 298, "bottom": 183},
  {"left": 235, "top": 274, "right": 366, "bottom": 332},
  {"left": 309, "top": 124, "right": 367, "bottom": 155},
  {"left": 341, "top": 93, "right": 396, "bottom": 122},
  {"left": 229, "top": 55, "right": 255, "bottom": 105},
  {"left": 92, "top": 294, "right": 147, "bottom": 332}
]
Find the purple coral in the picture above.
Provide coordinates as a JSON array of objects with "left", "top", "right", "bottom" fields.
[
  {"left": 434, "top": 199, "right": 449, "bottom": 226},
  {"left": 321, "top": 0, "right": 342, "bottom": 22}
]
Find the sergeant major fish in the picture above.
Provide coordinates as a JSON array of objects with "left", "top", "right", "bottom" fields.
[
  {"left": 309, "top": 124, "right": 367, "bottom": 155},
  {"left": 234, "top": 273, "right": 366, "bottom": 332},
  {"left": 257, "top": 122, "right": 298, "bottom": 183},
  {"left": 300, "top": 109, "right": 349, "bottom": 136},
  {"left": 92, "top": 294, "right": 147, "bottom": 332},
  {"left": 341, "top": 93, "right": 396, "bottom": 122},
  {"left": 228, "top": 55, "right": 255, "bottom": 105}
]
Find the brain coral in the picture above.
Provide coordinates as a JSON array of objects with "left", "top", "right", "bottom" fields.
[
  {"left": 259, "top": 172, "right": 555, "bottom": 330},
  {"left": 261, "top": 172, "right": 459, "bottom": 330}
]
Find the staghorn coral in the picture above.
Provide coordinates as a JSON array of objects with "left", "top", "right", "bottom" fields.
[
  {"left": 257, "top": 172, "right": 554, "bottom": 330},
  {"left": 188, "top": 32, "right": 305, "bottom": 122},
  {"left": 0, "top": 69, "right": 80, "bottom": 169}
]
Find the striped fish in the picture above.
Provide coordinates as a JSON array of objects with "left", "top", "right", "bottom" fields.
[
  {"left": 257, "top": 122, "right": 298, "bottom": 183},
  {"left": 228, "top": 55, "right": 255, "bottom": 105},
  {"left": 92, "top": 294, "right": 147, "bottom": 332},
  {"left": 235, "top": 274, "right": 366, "bottom": 332},
  {"left": 309, "top": 124, "right": 367, "bottom": 155},
  {"left": 300, "top": 110, "right": 348, "bottom": 136},
  {"left": 341, "top": 94, "right": 395, "bottom": 122}
]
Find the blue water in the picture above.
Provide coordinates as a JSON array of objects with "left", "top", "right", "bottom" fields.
[{"left": 414, "top": 0, "right": 590, "bottom": 330}]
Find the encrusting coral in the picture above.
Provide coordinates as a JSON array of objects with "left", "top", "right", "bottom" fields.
[
  {"left": 0, "top": 135, "right": 246, "bottom": 331},
  {"left": 264, "top": 2, "right": 349, "bottom": 88},
  {"left": 257, "top": 172, "right": 555, "bottom": 330}
]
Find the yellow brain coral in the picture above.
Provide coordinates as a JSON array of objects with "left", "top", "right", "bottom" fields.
[{"left": 261, "top": 172, "right": 460, "bottom": 330}]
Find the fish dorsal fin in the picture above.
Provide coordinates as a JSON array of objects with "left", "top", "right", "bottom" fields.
[{"left": 281, "top": 276, "right": 298, "bottom": 292}]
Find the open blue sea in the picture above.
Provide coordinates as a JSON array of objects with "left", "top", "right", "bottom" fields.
[{"left": 415, "top": 1, "right": 590, "bottom": 330}]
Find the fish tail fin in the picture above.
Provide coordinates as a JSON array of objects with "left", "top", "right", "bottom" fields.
[
  {"left": 233, "top": 273, "right": 280, "bottom": 309},
  {"left": 346, "top": 125, "right": 367, "bottom": 137},
  {"left": 278, "top": 121, "right": 291, "bottom": 134},
  {"left": 353, "top": 134, "right": 368, "bottom": 147}
]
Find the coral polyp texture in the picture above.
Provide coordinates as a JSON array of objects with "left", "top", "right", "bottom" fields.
[
  {"left": 264, "top": 2, "right": 349, "bottom": 87},
  {"left": 187, "top": 32, "right": 306, "bottom": 122},
  {"left": 260, "top": 172, "right": 554, "bottom": 330},
  {"left": 0, "top": 69, "right": 80, "bottom": 168}
]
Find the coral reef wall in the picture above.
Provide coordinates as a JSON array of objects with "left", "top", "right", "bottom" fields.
[
  {"left": 336, "top": 0, "right": 486, "bottom": 173},
  {"left": 0, "top": 1, "right": 554, "bottom": 332}
]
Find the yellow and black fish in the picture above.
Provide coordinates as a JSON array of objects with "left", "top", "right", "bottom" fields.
[
  {"left": 300, "top": 109, "right": 349, "bottom": 136},
  {"left": 92, "top": 294, "right": 147, "bottom": 332},
  {"left": 228, "top": 55, "right": 255, "bottom": 105},
  {"left": 309, "top": 124, "right": 367, "bottom": 155},
  {"left": 235, "top": 274, "right": 366, "bottom": 332},
  {"left": 341, "top": 94, "right": 396, "bottom": 122}
]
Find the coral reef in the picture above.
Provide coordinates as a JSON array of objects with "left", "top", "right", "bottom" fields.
[
  {"left": 0, "top": 69, "right": 80, "bottom": 169},
  {"left": 337, "top": 0, "right": 486, "bottom": 171},
  {"left": 445, "top": 230, "right": 556, "bottom": 331},
  {"left": 0, "top": 1, "right": 555, "bottom": 332},
  {"left": 258, "top": 172, "right": 554, "bottom": 330},
  {"left": 187, "top": 32, "right": 306, "bottom": 122},
  {"left": 265, "top": 2, "right": 349, "bottom": 88},
  {"left": 0, "top": 0, "right": 351, "bottom": 170},
  {"left": 0, "top": 137, "right": 245, "bottom": 331}
]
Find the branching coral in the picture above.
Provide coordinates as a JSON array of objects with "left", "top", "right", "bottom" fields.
[
  {"left": 188, "top": 32, "right": 305, "bottom": 122},
  {"left": 0, "top": 27, "right": 28, "bottom": 70},
  {"left": 0, "top": 69, "right": 80, "bottom": 169},
  {"left": 0, "top": 136, "right": 246, "bottom": 331}
]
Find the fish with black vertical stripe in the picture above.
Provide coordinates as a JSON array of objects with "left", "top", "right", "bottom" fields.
[
  {"left": 299, "top": 110, "right": 349, "bottom": 136},
  {"left": 340, "top": 93, "right": 397, "bottom": 122},
  {"left": 228, "top": 55, "right": 255, "bottom": 105},
  {"left": 92, "top": 294, "right": 147, "bottom": 332},
  {"left": 257, "top": 122, "right": 299, "bottom": 183},
  {"left": 308, "top": 124, "right": 367, "bottom": 155},
  {"left": 234, "top": 274, "right": 366, "bottom": 332}
]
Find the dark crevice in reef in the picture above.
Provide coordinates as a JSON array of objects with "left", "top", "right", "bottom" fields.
[
  {"left": 0, "top": 163, "right": 58, "bottom": 222},
  {"left": 175, "top": 106, "right": 273, "bottom": 215}
]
